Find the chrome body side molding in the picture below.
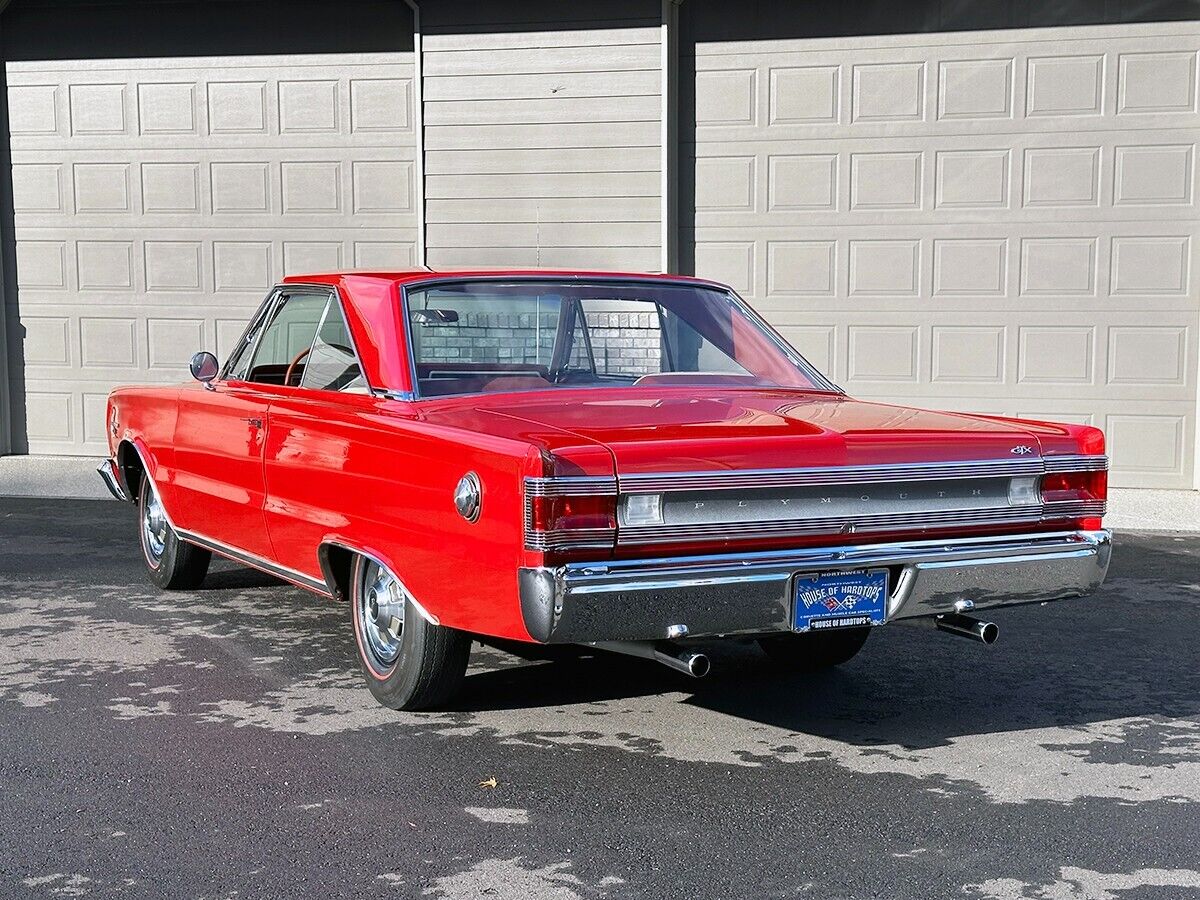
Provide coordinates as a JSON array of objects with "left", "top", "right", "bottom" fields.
[
  {"left": 316, "top": 541, "right": 440, "bottom": 624},
  {"left": 518, "top": 529, "right": 1112, "bottom": 644},
  {"left": 179, "top": 529, "right": 332, "bottom": 597}
]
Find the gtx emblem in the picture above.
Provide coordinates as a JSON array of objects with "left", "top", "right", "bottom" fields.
[{"left": 1011, "top": 445, "right": 1034, "bottom": 455}]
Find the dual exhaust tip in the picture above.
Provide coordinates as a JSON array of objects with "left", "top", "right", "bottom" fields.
[
  {"left": 934, "top": 612, "right": 999, "bottom": 645},
  {"left": 594, "top": 608, "right": 997, "bottom": 678},
  {"left": 590, "top": 640, "right": 712, "bottom": 678}
]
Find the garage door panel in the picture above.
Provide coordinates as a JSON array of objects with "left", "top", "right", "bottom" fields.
[
  {"left": 688, "top": 224, "right": 1197, "bottom": 315},
  {"left": 8, "top": 56, "right": 415, "bottom": 151},
  {"left": 689, "top": 30, "right": 1200, "bottom": 142},
  {"left": 764, "top": 308, "right": 1195, "bottom": 400},
  {"left": 8, "top": 53, "right": 417, "bottom": 454},
  {"left": 686, "top": 130, "right": 1198, "bottom": 227},
  {"left": 11, "top": 148, "right": 416, "bottom": 231}
]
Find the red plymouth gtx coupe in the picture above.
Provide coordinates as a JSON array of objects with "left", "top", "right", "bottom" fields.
[{"left": 98, "top": 270, "right": 1111, "bottom": 709}]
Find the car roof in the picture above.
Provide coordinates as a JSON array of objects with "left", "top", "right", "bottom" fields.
[
  {"left": 280, "top": 267, "right": 726, "bottom": 288},
  {"left": 275, "top": 268, "right": 735, "bottom": 396}
]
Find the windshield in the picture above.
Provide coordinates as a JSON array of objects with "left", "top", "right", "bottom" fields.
[{"left": 404, "top": 280, "right": 831, "bottom": 398}]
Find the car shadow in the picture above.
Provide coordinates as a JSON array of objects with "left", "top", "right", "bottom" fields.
[
  {"left": 41, "top": 497, "right": 1197, "bottom": 750},
  {"left": 451, "top": 648, "right": 691, "bottom": 711},
  {"left": 451, "top": 532, "right": 1200, "bottom": 749},
  {"left": 196, "top": 564, "right": 283, "bottom": 591}
]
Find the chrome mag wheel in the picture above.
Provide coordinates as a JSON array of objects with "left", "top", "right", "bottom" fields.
[
  {"left": 357, "top": 560, "right": 406, "bottom": 670},
  {"left": 141, "top": 483, "right": 169, "bottom": 562}
]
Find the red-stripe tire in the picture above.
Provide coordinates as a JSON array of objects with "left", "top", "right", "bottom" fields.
[{"left": 350, "top": 554, "right": 470, "bottom": 710}]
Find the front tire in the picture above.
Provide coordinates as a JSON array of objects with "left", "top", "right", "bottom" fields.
[
  {"left": 138, "top": 479, "right": 210, "bottom": 590},
  {"left": 758, "top": 627, "right": 871, "bottom": 672},
  {"left": 350, "top": 555, "right": 471, "bottom": 711}
]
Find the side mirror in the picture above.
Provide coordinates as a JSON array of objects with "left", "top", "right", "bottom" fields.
[{"left": 190, "top": 351, "right": 219, "bottom": 388}]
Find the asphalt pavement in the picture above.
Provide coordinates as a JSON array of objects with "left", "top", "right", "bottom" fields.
[{"left": 1, "top": 496, "right": 1199, "bottom": 899}]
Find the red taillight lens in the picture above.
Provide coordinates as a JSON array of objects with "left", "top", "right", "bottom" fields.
[
  {"left": 526, "top": 494, "right": 617, "bottom": 551},
  {"left": 528, "top": 495, "right": 617, "bottom": 532},
  {"left": 1040, "top": 467, "right": 1107, "bottom": 529},
  {"left": 1040, "top": 470, "right": 1107, "bottom": 503}
]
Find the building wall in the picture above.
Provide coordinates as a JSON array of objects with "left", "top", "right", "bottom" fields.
[
  {"left": 0, "top": 0, "right": 1197, "bottom": 491},
  {"left": 420, "top": 2, "right": 664, "bottom": 270}
]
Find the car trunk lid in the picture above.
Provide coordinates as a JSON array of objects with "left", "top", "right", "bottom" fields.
[{"left": 487, "top": 390, "right": 1046, "bottom": 473}]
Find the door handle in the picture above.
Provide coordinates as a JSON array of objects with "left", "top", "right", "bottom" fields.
[{"left": 244, "top": 417, "right": 263, "bottom": 428}]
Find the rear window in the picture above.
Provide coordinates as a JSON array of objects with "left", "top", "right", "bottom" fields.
[{"left": 405, "top": 280, "right": 830, "bottom": 398}]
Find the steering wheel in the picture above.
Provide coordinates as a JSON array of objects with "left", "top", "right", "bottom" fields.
[
  {"left": 284, "top": 347, "right": 312, "bottom": 386},
  {"left": 285, "top": 343, "right": 355, "bottom": 387}
]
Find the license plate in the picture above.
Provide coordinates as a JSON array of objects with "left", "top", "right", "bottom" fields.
[{"left": 793, "top": 569, "right": 889, "bottom": 632}]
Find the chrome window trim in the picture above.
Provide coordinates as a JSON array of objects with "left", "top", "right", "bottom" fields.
[
  {"left": 235, "top": 285, "right": 334, "bottom": 389},
  {"left": 397, "top": 275, "right": 841, "bottom": 401},
  {"left": 291, "top": 282, "right": 379, "bottom": 396},
  {"left": 296, "top": 286, "right": 372, "bottom": 394},
  {"left": 224, "top": 282, "right": 378, "bottom": 397},
  {"left": 219, "top": 287, "right": 282, "bottom": 381}
]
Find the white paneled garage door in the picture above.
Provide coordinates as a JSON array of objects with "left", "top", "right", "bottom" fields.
[
  {"left": 7, "top": 52, "right": 417, "bottom": 455},
  {"left": 687, "top": 23, "right": 1200, "bottom": 488}
]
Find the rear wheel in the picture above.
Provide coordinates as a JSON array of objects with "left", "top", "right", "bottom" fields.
[
  {"left": 350, "top": 555, "right": 471, "bottom": 710},
  {"left": 757, "top": 627, "right": 871, "bottom": 672},
  {"left": 138, "top": 479, "right": 210, "bottom": 590}
]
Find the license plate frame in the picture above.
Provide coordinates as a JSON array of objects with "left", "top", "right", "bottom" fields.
[{"left": 792, "top": 568, "right": 889, "bottom": 633}]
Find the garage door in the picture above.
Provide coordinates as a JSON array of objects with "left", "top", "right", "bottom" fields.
[
  {"left": 687, "top": 22, "right": 1200, "bottom": 488},
  {"left": 7, "top": 52, "right": 417, "bottom": 455}
]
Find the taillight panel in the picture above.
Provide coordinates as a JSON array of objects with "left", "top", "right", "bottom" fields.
[
  {"left": 524, "top": 454, "right": 1109, "bottom": 555},
  {"left": 524, "top": 476, "right": 618, "bottom": 551}
]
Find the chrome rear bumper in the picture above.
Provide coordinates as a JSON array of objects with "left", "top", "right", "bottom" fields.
[{"left": 518, "top": 530, "right": 1111, "bottom": 643}]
